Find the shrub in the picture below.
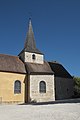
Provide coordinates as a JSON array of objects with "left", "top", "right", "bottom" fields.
[{"left": 73, "top": 77, "right": 80, "bottom": 98}]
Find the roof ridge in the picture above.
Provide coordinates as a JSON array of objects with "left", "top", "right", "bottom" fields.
[
  {"left": 48, "top": 61, "right": 60, "bottom": 64},
  {"left": 0, "top": 54, "right": 19, "bottom": 58}
]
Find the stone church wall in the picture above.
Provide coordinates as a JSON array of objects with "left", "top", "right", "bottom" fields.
[
  {"left": 25, "top": 52, "right": 44, "bottom": 64},
  {"left": 29, "top": 75, "right": 55, "bottom": 102},
  {"left": 55, "top": 77, "right": 74, "bottom": 100},
  {"left": 0, "top": 72, "right": 26, "bottom": 104}
]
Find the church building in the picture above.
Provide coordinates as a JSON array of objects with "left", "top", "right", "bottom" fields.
[{"left": 0, "top": 19, "right": 74, "bottom": 104}]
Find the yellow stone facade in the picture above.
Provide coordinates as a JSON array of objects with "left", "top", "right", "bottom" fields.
[{"left": 0, "top": 72, "right": 26, "bottom": 104}]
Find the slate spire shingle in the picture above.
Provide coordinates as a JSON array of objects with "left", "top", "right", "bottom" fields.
[
  {"left": 24, "top": 19, "right": 43, "bottom": 54},
  {"left": 24, "top": 19, "right": 36, "bottom": 49}
]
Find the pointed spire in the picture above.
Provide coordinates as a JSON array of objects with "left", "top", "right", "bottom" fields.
[
  {"left": 24, "top": 18, "right": 36, "bottom": 49},
  {"left": 24, "top": 19, "right": 42, "bottom": 54}
]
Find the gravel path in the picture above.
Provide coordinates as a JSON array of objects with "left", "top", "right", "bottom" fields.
[{"left": 0, "top": 103, "right": 80, "bottom": 120}]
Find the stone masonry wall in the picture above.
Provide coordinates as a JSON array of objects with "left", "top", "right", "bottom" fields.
[
  {"left": 25, "top": 52, "right": 44, "bottom": 64},
  {"left": 55, "top": 77, "right": 74, "bottom": 100},
  {"left": 29, "top": 75, "right": 55, "bottom": 102},
  {"left": 0, "top": 72, "right": 26, "bottom": 104}
]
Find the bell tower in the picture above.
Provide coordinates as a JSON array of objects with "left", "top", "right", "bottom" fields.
[{"left": 19, "top": 19, "right": 44, "bottom": 64}]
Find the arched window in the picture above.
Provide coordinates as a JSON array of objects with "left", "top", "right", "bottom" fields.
[
  {"left": 39, "top": 81, "right": 46, "bottom": 93},
  {"left": 32, "top": 54, "right": 36, "bottom": 60},
  {"left": 14, "top": 80, "right": 21, "bottom": 94}
]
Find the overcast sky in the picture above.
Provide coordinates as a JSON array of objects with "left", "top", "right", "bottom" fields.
[{"left": 0, "top": 0, "right": 80, "bottom": 77}]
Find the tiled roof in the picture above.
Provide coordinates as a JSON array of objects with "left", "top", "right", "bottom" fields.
[
  {"left": 0, "top": 54, "right": 73, "bottom": 78},
  {"left": 0, "top": 54, "right": 26, "bottom": 74},
  {"left": 25, "top": 61, "right": 54, "bottom": 75},
  {"left": 48, "top": 61, "right": 73, "bottom": 78}
]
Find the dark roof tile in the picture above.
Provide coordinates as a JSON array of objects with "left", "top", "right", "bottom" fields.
[
  {"left": 48, "top": 61, "right": 73, "bottom": 78},
  {"left": 0, "top": 54, "right": 26, "bottom": 74},
  {"left": 25, "top": 61, "right": 53, "bottom": 75},
  {"left": 19, "top": 19, "right": 43, "bottom": 55}
]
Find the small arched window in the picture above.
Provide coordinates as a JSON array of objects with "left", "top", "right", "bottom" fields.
[
  {"left": 32, "top": 54, "right": 36, "bottom": 60},
  {"left": 14, "top": 80, "right": 21, "bottom": 94},
  {"left": 39, "top": 81, "right": 46, "bottom": 93}
]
